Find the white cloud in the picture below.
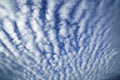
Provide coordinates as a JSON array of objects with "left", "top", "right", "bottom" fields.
[
  {"left": 3, "top": 19, "right": 14, "bottom": 34},
  {"left": 59, "top": 23, "right": 68, "bottom": 38},
  {"left": 0, "top": 0, "right": 119, "bottom": 80},
  {"left": 0, "top": 0, "right": 12, "bottom": 10},
  {"left": 46, "top": 0, "right": 56, "bottom": 21}
]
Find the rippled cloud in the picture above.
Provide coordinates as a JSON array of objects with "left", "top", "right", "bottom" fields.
[{"left": 0, "top": 0, "right": 120, "bottom": 80}]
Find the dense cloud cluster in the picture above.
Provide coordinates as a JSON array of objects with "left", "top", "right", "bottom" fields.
[{"left": 0, "top": 0, "right": 120, "bottom": 80}]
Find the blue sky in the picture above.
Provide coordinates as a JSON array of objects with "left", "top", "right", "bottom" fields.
[{"left": 0, "top": 0, "right": 120, "bottom": 80}]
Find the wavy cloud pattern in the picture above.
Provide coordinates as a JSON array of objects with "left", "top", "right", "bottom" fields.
[{"left": 0, "top": 0, "right": 120, "bottom": 80}]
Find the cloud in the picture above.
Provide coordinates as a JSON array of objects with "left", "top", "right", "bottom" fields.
[{"left": 0, "top": 0, "right": 120, "bottom": 80}]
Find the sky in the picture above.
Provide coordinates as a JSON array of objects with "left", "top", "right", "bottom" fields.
[{"left": 0, "top": 0, "right": 120, "bottom": 80}]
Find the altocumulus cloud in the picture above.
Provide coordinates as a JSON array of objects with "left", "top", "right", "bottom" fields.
[{"left": 0, "top": 0, "right": 120, "bottom": 80}]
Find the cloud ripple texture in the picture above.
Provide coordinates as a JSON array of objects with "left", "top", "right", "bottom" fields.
[{"left": 0, "top": 0, "right": 120, "bottom": 80}]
